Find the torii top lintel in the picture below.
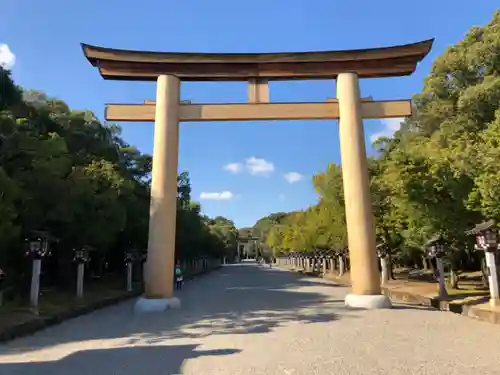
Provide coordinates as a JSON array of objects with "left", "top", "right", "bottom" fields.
[{"left": 81, "top": 39, "right": 434, "bottom": 82}]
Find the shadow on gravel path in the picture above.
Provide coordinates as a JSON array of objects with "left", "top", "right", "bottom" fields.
[
  {"left": 0, "top": 344, "right": 241, "bottom": 375},
  {"left": 0, "top": 263, "right": 353, "bottom": 354}
]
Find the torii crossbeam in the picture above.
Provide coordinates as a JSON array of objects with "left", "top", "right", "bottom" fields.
[
  {"left": 81, "top": 38, "right": 433, "bottom": 312},
  {"left": 105, "top": 99, "right": 411, "bottom": 122}
]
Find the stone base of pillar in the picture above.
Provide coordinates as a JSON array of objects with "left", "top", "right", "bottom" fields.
[
  {"left": 134, "top": 296, "right": 181, "bottom": 313},
  {"left": 490, "top": 298, "right": 500, "bottom": 307},
  {"left": 344, "top": 293, "right": 392, "bottom": 309}
]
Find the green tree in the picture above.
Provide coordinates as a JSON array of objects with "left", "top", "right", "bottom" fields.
[{"left": 0, "top": 66, "right": 237, "bottom": 294}]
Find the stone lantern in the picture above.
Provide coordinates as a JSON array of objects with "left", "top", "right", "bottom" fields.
[
  {"left": 310, "top": 250, "right": 318, "bottom": 273},
  {"left": 289, "top": 251, "right": 297, "bottom": 269},
  {"left": 304, "top": 251, "right": 310, "bottom": 271},
  {"left": 319, "top": 249, "right": 329, "bottom": 275},
  {"left": 73, "top": 246, "right": 92, "bottom": 298},
  {"left": 293, "top": 252, "right": 299, "bottom": 269},
  {"left": 426, "top": 234, "right": 448, "bottom": 298},
  {"left": 295, "top": 252, "right": 302, "bottom": 270},
  {"left": 306, "top": 250, "right": 314, "bottom": 273},
  {"left": 325, "top": 249, "right": 335, "bottom": 275},
  {"left": 466, "top": 220, "right": 500, "bottom": 307},
  {"left": 337, "top": 248, "right": 346, "bottom": 277},
  {"left": 300, "top": 251, "right": 308, "bottom": 272},
  {"left": 318, "top": 249, "right": 326, "bottom": 274},
  {"left": 376, "top": 242, "right": 390, "bottom": 285},
  {"left": 124, "top": 248, "right": 140, "bottom": 292},
  {"left": 24, "top": 231, "right": 57, "bottom": 310},
  {"left": 295, "top": 251, "right": 301, "bottom": 270}
]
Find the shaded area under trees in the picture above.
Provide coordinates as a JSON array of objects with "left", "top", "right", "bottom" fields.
[{"left": 0, "top": 68, "right": 238, "bottom": 302}]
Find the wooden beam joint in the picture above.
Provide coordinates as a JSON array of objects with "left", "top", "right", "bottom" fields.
[{"left": 248, "top": 79, "right": 269, "bottom": 103}]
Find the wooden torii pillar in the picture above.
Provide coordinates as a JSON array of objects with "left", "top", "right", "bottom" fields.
[{"left": 82, "top": 39, "right": 433, "bottom": 312}]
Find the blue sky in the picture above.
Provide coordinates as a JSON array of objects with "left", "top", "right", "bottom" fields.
[{"left": 1, "top": 1, "right": 498, "bottom": 228}]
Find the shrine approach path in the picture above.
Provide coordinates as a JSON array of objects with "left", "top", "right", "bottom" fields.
[{"left": 1, "top": 261, "right": 499, "bottom": 375}]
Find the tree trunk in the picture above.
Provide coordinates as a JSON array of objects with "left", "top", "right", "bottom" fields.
[
  {"left": 436, "top": 258, "right": 448, "bottom": 298},
  {"left": 429, "top": 258, "right": 437, "bottom": 280},
  {"left": 388, "top": 254, "right": 396, "bottom": 280},
  {"left": 422, "top": 256, "right": 428, "bottom": 271},
  {"left": 56, "top": 250, "right": 75, "bottom": 289}
]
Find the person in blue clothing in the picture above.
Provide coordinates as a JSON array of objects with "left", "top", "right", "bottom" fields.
[{"left": 175, "top": 261, "right": 184, "bottom": 290}]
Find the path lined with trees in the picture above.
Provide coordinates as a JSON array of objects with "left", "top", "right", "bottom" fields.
[
  {"left": 1, "top": 263, "right": 499, "bottom": 374},
  {"left": 257, "top": 11, "right": 500, "bottom": 293},
  {"left": 0, "top": 68, "right": 238, "bottom": 312}
]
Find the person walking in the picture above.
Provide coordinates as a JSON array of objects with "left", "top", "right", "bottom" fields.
[{"left": 175, "top": 261, "right": 184, "bottom": 290}]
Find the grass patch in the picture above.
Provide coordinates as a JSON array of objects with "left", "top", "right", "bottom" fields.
[
  {"left": 0, "top": 278, "right": 139, "bottom": 335},
  {"left": 446, "top": 288, "right": 489, "bottom": 296}
]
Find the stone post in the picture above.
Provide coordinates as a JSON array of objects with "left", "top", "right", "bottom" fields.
[
  {"left": 485, "top": 252, "right": 499, "bottom": 306},
  {"left": 127, "top": 262, "right": 133, "bottom": 292},
  {"left": 135, "top": 75, "right": 181, "bottom": 313},
  {"left": 337, "top": 73, "right": 391, "bottom": 309},
  {"left": 436, "top": 257, "right": 448, "bottom": 299},
  {"left": 76, "top": 263, "right": 85, "bottom": 298},
  {"left": 380, "top": 256, "right": 389, "bottom": 286},
  {"left": 30, "top": 259, "right": 41, "bottom": 310}
]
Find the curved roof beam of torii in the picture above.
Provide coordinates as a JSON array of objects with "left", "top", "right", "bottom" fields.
[{"left": 81, "top": 39, "right": 434, "bottom": 82}]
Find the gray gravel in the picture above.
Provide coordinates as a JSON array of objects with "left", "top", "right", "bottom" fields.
[{"left": 0, "top": 262, "right": 499, "bottom": 375}]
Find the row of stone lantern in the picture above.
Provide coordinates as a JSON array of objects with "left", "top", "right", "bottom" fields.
[
  {"left": 19, "top": 230, "right": 150, "bottom": 311},
  {"left": 375, "top": 234, "right": 449, "bottom": 294},
  {"left": 418, "top": 221, "right": 499, "bottom": 306},
  {"left": 284, "top": 248, "right": 349, "bottom": 277},
  {"left": 282, "top": 239, "right": 449, "bottom": 293},
  {"left": 278, "top": 222, "right": 499, "bottom": 307},
  {"left": 9, "top": 230, "right": 226, "bottom": 311}
]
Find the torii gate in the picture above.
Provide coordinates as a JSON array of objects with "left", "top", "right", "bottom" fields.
[{"left": 82, "top": 39, "right": 433, "bottom": 312}]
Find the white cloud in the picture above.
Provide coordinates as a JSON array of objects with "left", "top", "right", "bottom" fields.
[
  {"left": 0, "top": 44, "right": 16, "bottom": 69},
  {"left": 284, "top": 172, "right": 304, "bottom": 183},
  {"left": 223, "top": 162, "right": 243, "bottom": 174},
  {"left": 245, "top": 157, "right": 275, "bottom": 176},
  {"left": 199, "top": 191, "right": 234, "bottom": 200},
  {"left": 370, "top": 118, "right": 404, "bottom": 143}
]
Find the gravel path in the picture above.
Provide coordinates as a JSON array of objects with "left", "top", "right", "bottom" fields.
[{"left": 0, "top": 262, "right": 499, "bottom": 375}]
